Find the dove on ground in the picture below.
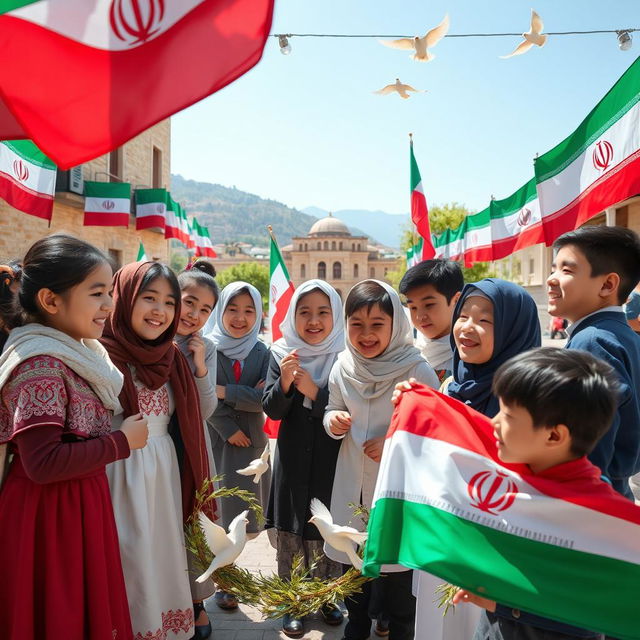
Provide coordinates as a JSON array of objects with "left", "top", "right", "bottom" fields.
[
  {"left": 501, "top": 9, "right": 547, "bottom": 58},
  {"left": 374, "top": 79, "right": 424, "bottom": 100},
  {"left": 380, "top": 14, "right": 449, "bottom": 62},
  {"left": 309, "top": 498, "right": 368, "bottom": 571},
  {"left": 195, "top": 510, "right": 249, "bottom": 583},
  {"left": 236, "top": 443, "right": 270, "bottom": 484}
]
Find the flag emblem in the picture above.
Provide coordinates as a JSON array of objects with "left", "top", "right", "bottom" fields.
[
  {"left": 102, "top": 200, "right": 115, "bottom": 210},
  {"left": 12, "top": 159, "right": 28, "bottom": 182},
  {"left": 592, "top": 140, "right": 613, "bottom": 171},
  {"left": 468, "top": 470, "right": 518, "bottom": 515},
  {"left": 110, "top": 0, "right": 166, "bottom": 46},
  {"left": 517, "top": 207, "right": 532, "bottom": 227}
]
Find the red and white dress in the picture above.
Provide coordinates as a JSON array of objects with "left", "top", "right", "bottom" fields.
[
  {"left": 0, "top": 355, "right": 133, "bottom": 640},
  {"left": 107, "top": 376, "right": 194, "bottom": 640}
]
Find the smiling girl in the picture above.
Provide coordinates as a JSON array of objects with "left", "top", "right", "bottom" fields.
[{"left": 102, "top": 262, "right": 213, "bottom": 640}]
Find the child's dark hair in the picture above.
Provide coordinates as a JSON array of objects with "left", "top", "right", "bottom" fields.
[
  {"left": 398, "top": 259, "right": 464, "bottom": 303},
  {"left": 493, "top": 348, "right": 618, "bottom": 458},
  {"left": 227, "top": 286, "right": 254, "bottom": 306},
  {"left": 553, "top": 226, "right": 640, "bottom": 304},
  {"left": 7, "top": 235, "right": 109, "bottom": 329},
  {"left": 345, "top": 280, "right": 393, "bottom": 318},
  {"left": 139, "top": 262, "right": 181, "bottom": 304},
  {"left": 178, "top": 261, "right": 219, "bottom": 305}
]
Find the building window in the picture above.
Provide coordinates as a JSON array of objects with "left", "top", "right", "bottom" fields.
[
  {"left": 108, "top": 248, "right": 123, "bottom": 269},
  {"left": 318, "top": 261, "right": 326, "bottom": 279},
  {"left": 352, "top": 243, "right": 355, "bottom": 251},
  {"left": 109, "top": 147, "right": 123, "bottom": 182},
  {"left": 332, "top": 241, "right": 336, "bottom": 251},
  {"left": 324, "top": 241, "right": 329, "bottom": 250},
  {"left": 353, "top": 264, "right": 359, "bottom": 278},
  {"left": 317, "top": 242, "right": 321, "bottom": 250},
  {"left": 357, "top": 243, "right": 361, "bottom": 251},
  {"left": 529, "top": 258, "right": 535, "bottom": 275},
  {"left": 152, "top": 146, "right": 162, "bottom": 188},
  {"left": 333, "top": 262, "right": 342, "bottom": 279},
  {"left": 301, "top": 264, "right": 306, "bottom": 278},
  {"left": 304, "top": 243, "right": 308, "bottom": 251},
  {"left": 339, "top": 242, "right": 343, "bottom": 250},
  {"left": 370, "top": 267, "right": 375, "bottom": 278}
]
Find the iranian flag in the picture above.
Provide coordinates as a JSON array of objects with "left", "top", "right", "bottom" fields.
[
  {"left": 405, "top": 238, "right": 423, "bottom": 268},
  {"left": 363, "top": 385, "right": 640, "bottom": 640},
  {"left": 410, "top": 139, "right": 435, "bottom": 261},
  {"left": 192, "top": 218, "right": 216, "bottom": 258},
  {"left": 0, "top": 139, "right": 56, "bottom": 220},
  {"left": 165, "top": 196, "right": 182, "bottom": 241},
  {"left": 136, "top": 241, "right": 148, "bottom": 261},
  {"left": 84, "top": 181, "right": 130, "bottom": 226},
  {"left": 136, "top": 188, "right": 167, "bottom": 231},
  {"left": 536, "top": 55, "right": 640, "bottom": 244},
  {"left": 0, "top": 0, "right": 275, "bottom": 169}
]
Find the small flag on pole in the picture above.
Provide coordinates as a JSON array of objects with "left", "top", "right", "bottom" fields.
[
  {"left": 84, "top": 181, "right": 130, "bottom": 227},
  {"left": 410, "top": 135, "right": 435, "bottom": 262},
  {"left": 136, "top": 242, "right": 148, "bottom": 262}
]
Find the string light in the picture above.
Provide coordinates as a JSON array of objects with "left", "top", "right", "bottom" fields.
[
  {"left": 278, "top": 34, "right": 292, "bottom": 55},
  {"left": 617, "top": 30, "right": 633, "bottom": 51}
]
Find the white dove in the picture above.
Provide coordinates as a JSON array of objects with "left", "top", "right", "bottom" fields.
[
  {"left": 374, "top": 79, "right": 424, "bottom": 100},
  {"left": 501, "top": 9, "right": 547, "bottom": 58},
  {"left": 195, "top": 510, "right": 249, "bottom": 583},
  {"left": 380, "top": 14, "right": 449, "bottom": 62},
  {"left": 309, "top": 498, "right": 368, "bottom": 571},
  {"left": 236, "top": 443, "right": 270, "bottom": 484}
]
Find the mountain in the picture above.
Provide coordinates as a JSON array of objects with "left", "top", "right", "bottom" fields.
[{"left": 303, "top": 207, "right": 408, "bottom": 249}]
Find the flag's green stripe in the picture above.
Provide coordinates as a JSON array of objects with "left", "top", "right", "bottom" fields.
[
  {"left": 535, "top": 56, "right": 640, "bottom": 183},
  {"left": 490, "top": 178, "right": 537, "bottom": 220},
  {"left": 465, "top": 206, "right": 491, "bottom": 231},
  {"left": 270, "top": 237, "right": 291, "bottom": 280},
  {"left": 0, "top": 0, "right": 41, "bottom": 14},
  {"left": 1, "top": 140, "right": 56, "bottom": 170},
  {"left": 136, "top": 188, "right": 167, "bottom": 204},
  {"left": 410, "top": 143, "right": 421, "bottom": 192},
  {"left": 84, "top": 181, "right": 130, "bottom": 198},
  {"left": 363, "top": 498, "right": 639, "bottom": 640}
]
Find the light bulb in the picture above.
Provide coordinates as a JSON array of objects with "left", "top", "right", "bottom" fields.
[
  {"left": 278, "top": 34, "right": 292, "bottom": 55},
  {"left": 618, "top": 30, "right": 633, "bottom": 51}
]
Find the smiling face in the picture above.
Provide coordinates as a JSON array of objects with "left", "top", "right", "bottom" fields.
[
  {"left": 347, "top": 303, "right": 393, "bottom": 359},
  {"left": 222, "top": 291, "right": 256, "bottom": 338},
  {"left": 294, "top": 289, "right": 333, "bottom": 345},
  {"left": 130, "top": 276, "right": 177, "bottom": 341},
  {"left": 405, "top": 284, "right": 460, "bottom": 340},
  {"left": 177, "top": 283, "right": 217, "bottom": 336},
  {"left": 453, "top": 295, "right": 494, "bottom": 364}
]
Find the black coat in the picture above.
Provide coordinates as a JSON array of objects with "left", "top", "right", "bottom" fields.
[{"left": 262, "top": 353, "right": 342, "bottom": 539}]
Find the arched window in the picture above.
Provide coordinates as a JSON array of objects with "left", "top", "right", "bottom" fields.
[
  {"left": 331, "top": 241, "right": 336, "bottom": 251},
  {"left": 304, "top": 243, "right": 308, "bottom": 251},
  {"left": 370, "top": 267, "right": 375, "bottom": 278},
  {"left": 301, "top": 264, "right": 306, "bottom": 278},
  {"left": 351, "top": 243, "right": 355, "bottom": 251},
  {"left": 357, "top": 243, "right": 361, "bottom": 251},
  {"left": 353, "top": 264, "right": 359, "bottom": 278},
  {"left": 317, "top": 242, "right": 321, "bottom": 250},
  {"left": 324, "top": 241, "right": 329, "bottom": 250},
  {"left": 318, "top": 261, "right": 326, "bottom": 279},
  {"left": 339, "top": 242, "right": 343, "bottom": 250},
  {"left": 333, "top": 261, "right": 342, "bottom": 279}
]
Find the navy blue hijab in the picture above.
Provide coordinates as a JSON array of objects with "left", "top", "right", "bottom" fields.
[{"left": 447, "top": 278, "right": 541, "bottom": 417}]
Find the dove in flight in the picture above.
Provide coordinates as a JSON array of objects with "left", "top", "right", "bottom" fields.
[
  {"left": 236, "top": 443, "right": 270, "bottom": 484},
  {"left": 501, "top": 9, "right": 547, "bottom": 58},
  {"left": 374, "top": 79, "right": 424, "bottom": 100},
  {"left": 195, "top": 510, "right": 249, "bottom": 583},
  {"left": 309, "top": 498, "right": 368, "bottom": 571},
  {"left": 380, "top": 14, "right": 449, "bottom": 62}
]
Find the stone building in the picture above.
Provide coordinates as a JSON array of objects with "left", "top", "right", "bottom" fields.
[{"left": 0, "top": 121, "right": 170, "bottom": 265}]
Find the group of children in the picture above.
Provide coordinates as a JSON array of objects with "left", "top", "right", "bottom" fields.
[{"left": 0, "top": 223, "right": 639, "bottom": 640}]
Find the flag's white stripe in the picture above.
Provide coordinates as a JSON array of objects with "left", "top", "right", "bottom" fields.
[
  {"left": 85, "top": 196, "right": 130, "bottom": 214},
  {"left": 491, "top": 197, "right": 542, "bottom": 242},
  {"left": 270, "top": 263, "right": 290, "bottom": 303},
  {"left": 0, "top": 144, "right": 56, "bottom": 195},
  {"left": 537, "top": 100, "right": 640, "bottom": 217},
  {"left": 11, "top": 0, "right": 206, "bottom": 51},
  {"left": 464, "top": 222, "right": 492, "bottom": 253},
  {"left": 374, "top": 431, "right": 640, "bottom": 565},
  {"left": 413, "top": 180, "right": 424, "bottom": 196},
  {"left": 136, "top": 202, "right": 166, "bottom": 217}
]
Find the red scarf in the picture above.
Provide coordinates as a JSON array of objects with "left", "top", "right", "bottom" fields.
[{"left": 101, "top": 261, "right": 214, "bottom": 521}]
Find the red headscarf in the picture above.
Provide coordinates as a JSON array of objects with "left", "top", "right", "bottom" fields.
[{"left": 101, "top": 261, "right": 214, "bottom": 521}]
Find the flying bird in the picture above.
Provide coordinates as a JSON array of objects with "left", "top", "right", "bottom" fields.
[
  {"left": 236, "top": 443, "right": 270, "bottom": 484},
  {"left": 380, "top": 14, "right": 450, "bottom": 62},
  {"left": 374, "top": 79, "right": 424, "bottom": 100},
  {"left": 501, "top": 9, "right": 547, "bottom": 58},
  {"left": 195, "top": 510, "right": 249, "bottom": 583},
  {"left": 309, "top": 498, "right": 368, "bottom": 571}
]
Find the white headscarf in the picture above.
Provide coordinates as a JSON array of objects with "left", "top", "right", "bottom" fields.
[
  {"left": 338, "top": 279, "right": 425, "bottom": 399},
  {"left": 205, "top": 281, "right": 263, "bottom": 361},
  {"left": 271, "top": 280, "right": 344, "bottom": 406}
]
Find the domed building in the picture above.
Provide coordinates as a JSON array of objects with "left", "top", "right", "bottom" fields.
[{"left": 281, "top": 212, "right": 402, "bottom": 298}]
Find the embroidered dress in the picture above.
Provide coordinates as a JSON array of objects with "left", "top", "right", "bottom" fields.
[
  {"left": 107, "top": 378, "right": 194, "bottom": 640},
  {"left": 0, "top": 356, "right": 133, "bottom": 640}
]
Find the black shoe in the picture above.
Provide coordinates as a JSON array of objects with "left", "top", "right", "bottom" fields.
[
  {"left": 320, "top": 604, "right": 344, "bottom": 626},
  {"left": 374, "top": 618, "right": 389, "bottom": 637},
  {"left": 191, "top": 601, "right": 212, "bottom": 639},
  {"left": 214, "top": 590, "right": 239, "bottom": 611},
  {"left": 282, "top": 613, "right": 304, "bottom": 638}
]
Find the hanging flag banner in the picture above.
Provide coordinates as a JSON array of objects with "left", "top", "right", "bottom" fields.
[
  {"left": 409, "top": 138, "right": 436, "bottom": 261},
  {"left": 135, "top": 188, "right": 167, "bottom": 231},
  {"left": 406, "top": 237, "right": 423, "bottom": 268},
  {"left": 0, "top": 0, "right": 275, "bottom": 168},
  {"left": 0, "top": 139, "right": 56, "bottom": 221},
  {"left": 165, "top": 196, "right": 183, "bottom": 242},
  {"left": 84, "top": 181, "right": 130, "bottom": 226},
  {"left": 192, "top": 218, "right": 216, "bottom": 258}
]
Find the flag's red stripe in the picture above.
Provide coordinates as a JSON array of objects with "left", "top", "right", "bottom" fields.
[
  {"left": 195, "top": 247, "right": 217, "bottom": 258},
  {"left": 263, "top": 417, "right": 281, "bottom": 438},
  {"left": 136, "top": 215, "right": 165, "bottom": 230},
  {"left": 83, "top": 212, "right": 129, "bottom": 227},
  {"left": 411, "top": 190, "right": 436, "bottom": 259},
  {"left": 491, "top": 222, "right": 544, "bottom": 260},
  {"left": 0, "top": 171, "right": 53, "bottom": 219},
  {"left": 271, "top": 283, "right": 294, "bottom": 342}
]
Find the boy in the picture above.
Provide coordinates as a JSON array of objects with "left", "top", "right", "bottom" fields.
[
  {"left": 454, "top": 347, "right": 618, "bottom": 640},
  {"left": 547, "top": 225, "right": 640, "bottom": 498},
  {"left": 399, "top": 259, "right": 464, "bottom": 382}
]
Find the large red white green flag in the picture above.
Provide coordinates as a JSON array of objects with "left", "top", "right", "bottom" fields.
[
  {"left": 269, "top": 233, "right": 294, "bottom": 342},
  {"left": 0, "top": 139, "right": 56, "bottom": 220},
  {"left": 363, "top": 385, "right": 640, "bottom": 640},
  {"left": 410, "top": 139, "right": 435, "bottom": 261},
  {"left": 0, "top": 0, "right": 274, "bottom": 168}
]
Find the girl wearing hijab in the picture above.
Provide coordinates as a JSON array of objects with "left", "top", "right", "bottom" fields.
[
  {"left": 324, "top": 280, "right": 439, "bottom": 640},
  {"left": 102, "top": 261, "right": 213, "bottom": 640},
  {"left": 206, "top": 281, "right": 270, "bottom": 611},
  {"left": 263, "top": 280, "right": 345, "bottom": 637}
]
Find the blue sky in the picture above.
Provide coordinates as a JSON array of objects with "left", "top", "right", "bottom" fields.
[{"left": 171, "top": 1, "right": 639, "bottom": 217}]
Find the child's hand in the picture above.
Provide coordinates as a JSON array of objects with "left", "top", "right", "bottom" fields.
[
  {"left": 280, "top": 352, "right": 299, "bottom": 393},
  {"left": 216, "top": 385, "right": 226, "bottom": 400},
  {"left": 187, "top": 333, "right": 207, "bottom": 377},
  {"left": 363, "top": 436, "right": 384, "bottom": 462},
  {"left": 329, "top": 411, "right": 352, "bottom": 436},
  {"left": 391, "top": 378, "right": 419, "bottom": 405},
  {"left": 293, "top": 368, "right": 318, "bottom": 402},
  {"left": 452, "top": 589, "right": 496, "bottom": 612},
  {"left": 228, "top": 429, "right": 251, "bottom": 447},
  {"left": 121, "top": 413, "right": 149, "bottom": 450}
]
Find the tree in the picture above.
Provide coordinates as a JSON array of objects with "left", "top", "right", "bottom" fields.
[{"left": 216, "top": 262, "right": 270, "bottom": 306}]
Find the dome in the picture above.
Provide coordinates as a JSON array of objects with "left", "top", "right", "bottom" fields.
[{"left": 308, "top": 213, "right": 350, "bottom": 237}]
